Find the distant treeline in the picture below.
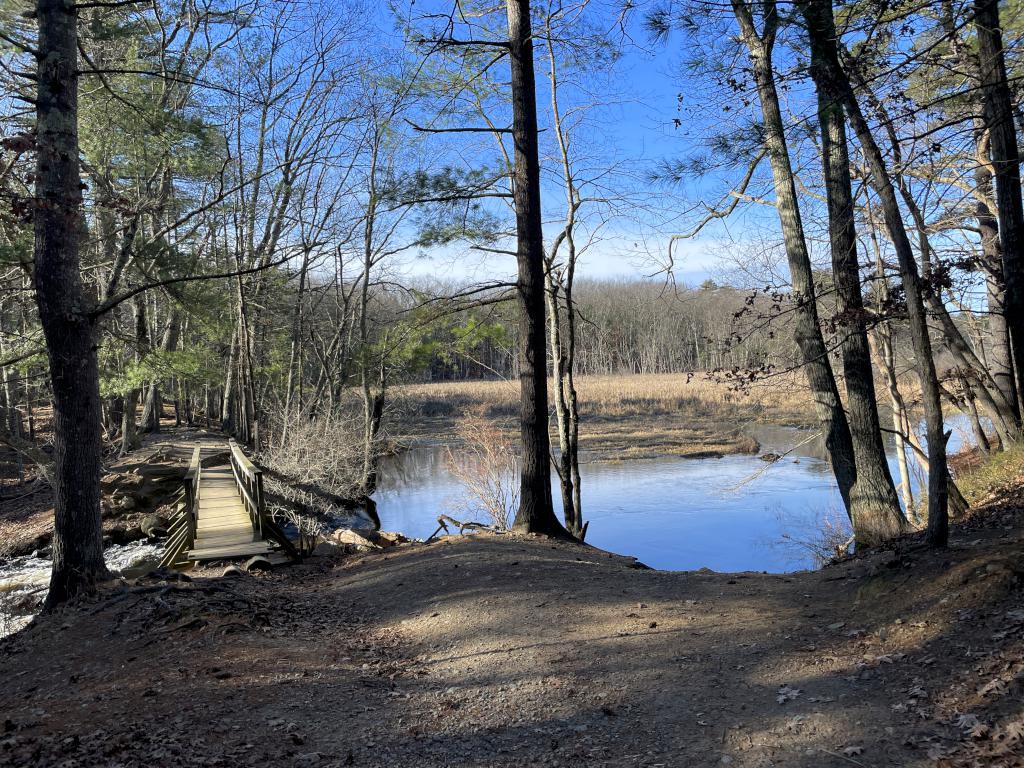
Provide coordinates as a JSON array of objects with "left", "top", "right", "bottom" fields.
[{"left": 400, "top": 278, "right": 800, "bottom": 381}]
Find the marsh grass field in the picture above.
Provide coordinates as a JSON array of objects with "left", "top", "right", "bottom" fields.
[{"left": 393, "top": 372, "right": 819, "bottom": 460}]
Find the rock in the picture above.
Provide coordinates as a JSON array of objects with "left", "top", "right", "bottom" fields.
[
  {"left": 312, "top": 542, "right": 341, "bottom": 557},
  {"left": 759, "top": 453, "right": 782, "bottom": 462},
  {"left": 9, "top": 591, "right": 43, "bottom": 614},
  {"left": 115, "top": 494, "right": 138, "bottom": 512},
  {"left": 374, "top": 531, "right": 409, "bottom": 547},
  {"left": 221, "top": 565, "right": 247, "bottom": 578},
  {"left": 120, "top": 473, "right": 146, "bottom": 488},
  {"left": 107, "top": 525, "right": 144, "bottom": 545},
  {"left": 201, "top": 451, "right": 231, "bottom": 468},
  {"left": 141, "top": 566, "right": 191, "bottom": 582},
  {"left": 140, "top": 514, "right": 170, "bottom": 539},
  {"left": 330, "top": 529, "right": 382, "bottom": 550},
  {"left": 244, "top": 555, "right": 274, "bottom": 571}
]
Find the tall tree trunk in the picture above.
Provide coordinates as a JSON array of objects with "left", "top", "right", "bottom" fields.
[
  {"left": 803, "top": 3, "right": 906, "bottom": 543},
  {"left": 972, "top": 124, "right": 1017, "bottom": 416},
  {"left": 233, "top": 274, "right": 256, "bottom": 445},
  {"left": 865, "top": 217, "right": 918, "bottom": 518},
  {"left": 546, "top": 273, "right": 584, "bottom": 538},
  {"left": 358, "top": 133, "right": 384, "bottom": 495},
  {"left": 544, "top": 29, "right": 585, "bottom": 541},
  {"left": 280, "top": 248, "right": 310, "bottom": 449},
  {"left": 506, "top": 0, "right": 565, "bottom": 537},
  {"left": 221, "top": 327, "right": 238, "bottom": 433},
  {"left": 34, "top": 0, "right": 110, "bottom": 607},
  {"left": 140, "top": 309, "right": 181, "bottom": 433},
  {"left": 731, "top": 0, "right": 861, "bottom": 531},
  {"left": 120, "top": 296, "right": 148, "bottom": 455},
  {"left": 808, "top": 0, "right": 949, "bottom": 546},
  {"left": 976, "top": 0, "right": 1024, "bottom": 414}
]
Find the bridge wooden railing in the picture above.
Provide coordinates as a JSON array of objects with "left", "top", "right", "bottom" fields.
[
  {"left": 229, "top": 438, "right": 263, "bottom": 538},
  {"left": 159, "top": 446, "right": 201, "bottom": 568},
  {"left": 228, "top": 440, "right": 299, "bottom": 560}
]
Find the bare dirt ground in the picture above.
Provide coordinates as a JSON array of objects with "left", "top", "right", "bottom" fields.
[{"left": 1, "top": 489, "right": 1023, "bottom": 768}]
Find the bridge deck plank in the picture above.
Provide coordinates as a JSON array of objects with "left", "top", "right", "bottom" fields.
[{"left": 185, "top": 457, "right": 276, "bottom": 562}]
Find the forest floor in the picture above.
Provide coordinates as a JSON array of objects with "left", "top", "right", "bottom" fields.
[{"left": 2, "top": 475, "right": 1023, "bottom": 766}]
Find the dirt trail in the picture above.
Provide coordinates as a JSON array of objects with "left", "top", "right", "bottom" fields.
[{"left": 1, "top": 505, "right": 1023, "bottom": 767}]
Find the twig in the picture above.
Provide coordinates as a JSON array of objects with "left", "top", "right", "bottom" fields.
[
  {"left": 725, "top": 431, "right": 822, "bottom": 493},
  {"left": 818, "top": 748, "right": 872, "bottom": 768},
  {"left": 435, "top": 514, "right": 503, "bottom": 536}
]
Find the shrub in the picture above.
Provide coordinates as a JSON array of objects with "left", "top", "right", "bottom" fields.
[{"left": 445, "top": 415, "right": 519, "bottom": 530}]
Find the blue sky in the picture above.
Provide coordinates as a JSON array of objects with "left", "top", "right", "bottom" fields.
[{"left": 385, "top": 1, "right": 756, "bottom": 288}]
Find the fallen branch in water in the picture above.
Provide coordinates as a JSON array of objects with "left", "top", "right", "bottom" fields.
[
  {"left": 725, "top": 430, "right": 822, "bottom": 493},
  {"left": 426, "top": 514, "right": 505, "bottom": 542}
]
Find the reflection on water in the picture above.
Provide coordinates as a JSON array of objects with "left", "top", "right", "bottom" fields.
[
  {"left": 374, "top": 417, "right": 979, "bottom": 574},
  {"left": 376, "top": 426, "right": 841, "bottom": 573}
]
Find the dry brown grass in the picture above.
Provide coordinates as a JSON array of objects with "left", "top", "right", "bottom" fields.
[
  {"left": 393, "top": 372, "right": 814, "bottom": 460},
  {"left": 399, "top": 372, "right": 811, "bottom": 420}
]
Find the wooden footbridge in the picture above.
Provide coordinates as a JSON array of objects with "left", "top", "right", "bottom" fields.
[{"left": 160, "top": 440, "right": 298, "bottom": 568}]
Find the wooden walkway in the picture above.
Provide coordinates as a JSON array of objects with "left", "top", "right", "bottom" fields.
[
  {"left": 188, "top": 466, "right": 274, "bottom": 561},
  {"left": 160, "top": 438, "right": 299, "bottom": 568}
]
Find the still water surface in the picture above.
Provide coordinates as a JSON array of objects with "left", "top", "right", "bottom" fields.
[
  {"left": 373, "top": 421, "right": 976, "bottom": 573},
  {"left": 375, "top": 426, "right": 846, "bottom": 573}
]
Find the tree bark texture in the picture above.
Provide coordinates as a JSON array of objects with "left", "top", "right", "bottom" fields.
[
  {"left": 34, "top": 0, "right": 110, "bottom": 607},
  {"left": 802, "top": 0, "right": 907, "bottom": 544},
  {"left": 806, "top": 0, "right": 949, "bottom": 545},
  {"left": 975, "top": 0, "right": 1024, "bottom": 416},
  {"left": 731, "top": 0, "right": 862, "bottom": 531},
  {"left": 506, "top": 0, "right": 565, "bottom": 537}
]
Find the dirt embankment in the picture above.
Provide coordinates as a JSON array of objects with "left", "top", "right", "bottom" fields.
[
  {"left": 2, "top": 489, "right": 1023, "bottom": 767},
  {"left": 0, "top": 438, "right": 197, "bottom": 560}
]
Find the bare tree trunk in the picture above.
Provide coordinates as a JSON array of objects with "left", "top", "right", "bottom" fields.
[
  {"left": 357, "top": 133, "right": 384, "bottom": 496},
  {"left": 865, "top": 218, "right": 917, "bottom": 518},
  {"left": 808, "top": 0, "right": 949, "bottom": 546},
  {"left": 732, "top": 0, "right": 861, "bottom": 530},
  {"left": 506, "top": 0, "right": 565, "bottom": 537},
  {"left": 970, "top": 112, "right": 1017, "bottom": 416},
  {"left": 140, "top": 309, "right": 181, "bottom": 433},
  {"left": 34, "top": 0, "right": 110, "bottom": 607},
  {"left": 280, "top": 248, "right": 310, "bottom": 449},
  {"left": 120, "top": 296, "right": 148, "bottom": 455},
  {"left": 976, "top": 0, "right": 1024, "bottom": 415},
  {"left": 960, "top": 374, "right": 992, "bottom": 455},
  {"left": 543, "top": 27, "right": 585, "bottom": 540},
  {"left": 546, "top": 273, "right": 584, "bottom": 537},
  {"left": 221, "top": 327, "right": 238, "bottom": 433},
  {"left": 803, "top": 2, "right": 906, "bottom": 543},
  {"left": 233, "top": 274, "right": 256, "bottom": 445}
]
